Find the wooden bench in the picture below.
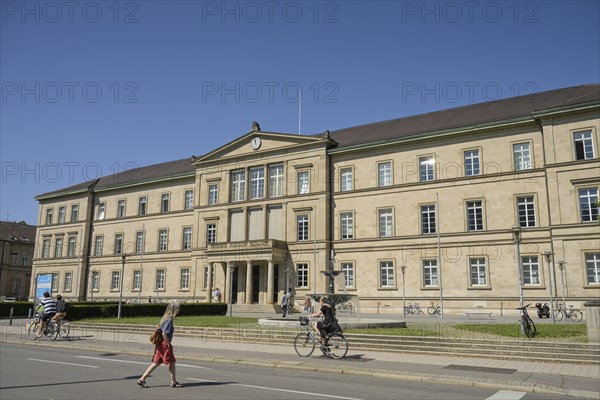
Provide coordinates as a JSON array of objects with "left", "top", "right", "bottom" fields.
[{"left": 465, "top": 312, "right": 492, "bottom": 320}]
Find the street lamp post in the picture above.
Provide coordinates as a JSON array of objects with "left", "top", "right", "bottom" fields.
[
  {"left": 512, "top": 225, "right": 524, "bottom": 308},
  {"left": 401, "top": 264, "right": 407, "bottom": 318},
  {"left": 542, "top": 250, "right": 556, "bottom": 324},
  {"left": 117, "top": 255, "right": 126, "bottom": 319},
  {"left": 558, "top": 260, "right": 567, "bottom": 311}
]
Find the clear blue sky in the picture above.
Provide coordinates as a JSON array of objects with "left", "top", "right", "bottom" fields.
[{"left": 1, "top": 0, "right": 599, "bottom": 225}]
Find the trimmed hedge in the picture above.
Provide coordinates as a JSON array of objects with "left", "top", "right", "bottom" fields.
[{"left": 1, "top": 301, "right": 227, "bottom": 320}]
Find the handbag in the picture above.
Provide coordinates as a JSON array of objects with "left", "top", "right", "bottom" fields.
[{"left": 149, "top": 327, "right": 163, "bottom": 344}]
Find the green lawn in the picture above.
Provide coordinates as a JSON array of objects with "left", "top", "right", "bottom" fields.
[{"left": 76, "top": 316, "right": 588, "bottom": 341}]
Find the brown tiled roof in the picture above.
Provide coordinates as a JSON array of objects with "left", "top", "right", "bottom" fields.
[
  {"left": 329, "top": 84, "right": 600, "bottom": 149},
  {"left": 0, "top": 221, "right": 36, "bottom": 243}
]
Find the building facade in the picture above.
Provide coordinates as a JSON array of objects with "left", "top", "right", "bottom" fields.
[
  {"left": 30, "top": 85, "right": 600, "bottom": 314},
  {"left": 0, "top": 221, "right": 36, "bottom": 300}
]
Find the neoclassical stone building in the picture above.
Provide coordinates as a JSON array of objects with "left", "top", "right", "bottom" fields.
[{"left": 30, "top": 84, "right": 600, "bottom": 314}]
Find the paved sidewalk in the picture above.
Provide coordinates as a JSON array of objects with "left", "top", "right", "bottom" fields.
[{"left": 1, "top": 316, "right": 599, "bottom": 399}]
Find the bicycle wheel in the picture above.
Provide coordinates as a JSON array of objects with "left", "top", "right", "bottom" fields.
[
  {"left": 569, "top": 310, "right": 583, "bottom": 322},
  {"left": 294, "top": 332, "right": 316, "bottom": 357},
  {"left": 554, "top": 309, "right": 564, "bottom": 322},
  {"left": 427, "top": 306, "right": 435, "bottom": 315},
  {"left": 325, "top": 333, "right": 349, "bottom": 359},
  {"left": 522, "top": 318, "right": 536, "bottom": 338},
  {"left": 27, "top": 322, "right": 39, "bottom": 340},
  {"left": 45, "top": 321, "right": 59, "bottom": 341},
  {"left": 59, "top": 320, "right": 70, "bottom": 337}
]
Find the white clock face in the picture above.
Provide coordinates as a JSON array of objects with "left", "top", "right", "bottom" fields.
[{"left": 251, "top": 137, "right": 262, "bottom": 150}]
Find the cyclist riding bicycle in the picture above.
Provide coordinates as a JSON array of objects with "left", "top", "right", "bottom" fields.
[
  {"left": 52, "top": 294, "right": 67, "bottom": 322},
  {"left": 308, "top": 295, "right": 336, "bottom": 342},
  {"left": 37, "top": 292, "right": 57, "bottom": 338}
]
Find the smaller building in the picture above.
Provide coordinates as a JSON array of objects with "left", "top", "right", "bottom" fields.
[{"left": 0, "top": 221, "right": 36, "bottom": 300}]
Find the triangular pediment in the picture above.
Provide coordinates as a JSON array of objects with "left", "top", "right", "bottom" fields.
[{"left": 193, "top": 129, "right": 331, "bottom": 165}]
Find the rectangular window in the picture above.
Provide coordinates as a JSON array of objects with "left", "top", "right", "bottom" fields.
[
  {"left": 297, "top": 171, "right": 309, "bottom": 194},
  {"left": 379, "top": 208, "right": 393, "bottom": 237},
  {"left": 207, "top": 223, "right": 216, "bottom": 244},
  {"left": 340, "top": 212, "right": 354, "bottom": 240},
  {"left": 135, "top": 232, "right": 144, "bottom": 253},
  {"left": 185, "top": 190, "right": 194, "bottom": 210},
  {"left": 180, "top": 268, "right": 190, "bottom": 290},
  {"left": 208, "top": 184, "right": 218, "bottom": 205},
  {"left": 513, "top": 142, "right": 532, "bottom": 171},
  {"left": 297, "top": 215, "right": 309, "bottom": 241},
  {"left": 91, "top": 272, "right": 100, "bottom": 291},
  {"left": 419, "top": 156, "right": 435, "bottom": 182},
  {"left": 231, "top": 170, "right": 246, "bottom": 202},
  {"left": 579, "top": 188, "right": 599, "bottom": 223},
  {"left": 522, "top": 256, "right": 540, "bottom": 285},
  {"left": 98, "top": 203, "right": 106, "bottom": 220},
  {"left": 517, "top": 196, "right": 536, "bottom": 227},
  {"left": 64, "top": 272, "right": 72, "bottom": 291},
  {"left": 111, "top": 271, "right": 120, "bottom": 290},
  {"left": 67, "top": 236, "right": 76, "bottom": 257},
  {"left": 70, "top": 205, "right": 79, "bottom": 222},
  {"left": 9, "top": 251, "right": 18, "bottom": 265},
  {"left": 58, "top": 207, "right": 66, "bottom": 224},
  {"left": 464, "top": 149, "right": 480, "bottom": 176},
  {"left": 378, "top": 161, "right": 392, "bottom": 187},
  {"left": 183, "top": 227, "right": 192, "bottom": 250},
  {"left": 296, "top": 263, "right": 309, "bottom": 288},
  {"left": 421, "top": 205, "right": 436, "bottom": 234},
  {"left": 161, "top": 193, "right": 170, "bottom": 213},
  {"left": 574, "top": 130, "right": 594, "bottom": 160},
  {"left": 156, "top": 269, "right": 165, "bottom": 291},
  {"left": 22, "top": 256, "right": 30, "bottom": 267},
  {"left": 269, "top": 164, "right": 284, "bottom": 197},
  {"left": 42, "top": 239, "right": 51, "bottom": 258},
  {"left": 94, "top": 236, "right": 103, "bottom": 256},
  {"left": 469, "top": 258, "right": 487, "bottom": 286},
  {"left": 133, "top": 270, "right": 141, "bottom": 291},
  {"left": 114, "top": 233, "right": 123, "bottom": 255},
  {"left": 340, "top": 167, "right": 353, "bottom": 191},
  {"left": 117, "top": 200, "right": 126, "bottom": 218},
  {"left": 466, "top": 200, "right": 484, "bottom": 231},
  {"left": 423, "top": 259, "right": 438, "bottom": 287},
  {"left": 250, "top": 167, "right": 265, "bottom": 199},
  {"left": 158, "top": 229, "right": 168, "bottom": 251},
  {"left": 379, "top": 261, "right": 395, "bottom": 288},
  {"left": 10, "top": 279, "right": 19, "bottom": 294},
  {"left": 341, "top": 262, "right": 354, "bottom": 288},
  {"left": 51, "top": 273, "right": 59, "bottom": 292},
  {"left": 138, "top": 196, "right": 147, "bottom": 216},
  {"left": 54, "top": 237, "right": 63, "bottom": 258},
  {"left": 45, "top": 208, "right": 53, "bottom": 225},
  {"left": 586, "top": 253, "right": 600, "bottom": 284}
]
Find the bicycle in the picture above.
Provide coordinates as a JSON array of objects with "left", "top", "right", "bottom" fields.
[
  {"left": 516, "top": 303, "right": 536, "bottom": 338},
  {"left": 335, "top": 300, "right": 355, "bottom": 316},
  {"left": 404, "top": 303, "right": 424, "bottom": 315},
  {"left": 27, "top": 313, "right": 59, "bottom": 340},
  {"left": 554, "top": 304, "right": 583, "bottom": 322},
  {"left": 294, "top": 316, "right": 348, "bottom": 359},
  {"left": 427, "top": 302, "right": 441, "bottom": 315},
  {"left": 52, "top": 316, "right": 71, "bottom": 338}
]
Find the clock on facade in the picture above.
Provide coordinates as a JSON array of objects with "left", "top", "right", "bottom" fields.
[{"left": 251, "top": 137, "right": 262, "bottom": 150}]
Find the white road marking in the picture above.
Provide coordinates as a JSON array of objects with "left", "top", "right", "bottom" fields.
[
  {"left": 76, "top": 356, "right": 210, "bottom": 369},
  {"left": 28, "top": 358, "right": 99, "bottom": 369},
  {"left": 486, "top": 390, "right": 527, "bottom": 400},
  {"left": 186, "top": 378, "right": 366, "bottom": 400}
]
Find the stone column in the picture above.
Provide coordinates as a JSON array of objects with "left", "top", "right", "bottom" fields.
[
  {"left": 206, "top": 263, "right": 213, "bottom": 302},
  {"left": 584, "top": 300, "right": 600, "bottom": 343},
  {"left": 246, "top": 261, "right": 253, "bottom": 304},
  {"left": 225, "top": 263, "right": 232, "bottom": 303},
  {"left": 266, "top": 260, "right": 274, "bottom": 304}
]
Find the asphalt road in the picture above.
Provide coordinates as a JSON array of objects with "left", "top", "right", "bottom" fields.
[{"left": 0, "top": 343, "right": 574, "bottom": 400}]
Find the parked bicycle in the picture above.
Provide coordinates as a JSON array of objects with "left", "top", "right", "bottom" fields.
[
  {"left": 294, "top": 316, "right": 348, "bottom": 359},
  {"left": 554, "top": 304, "right": 583, "bottom": 322},
  {"left": 516, "top": 303, "right": 536, "bottom": 338},
  {"left": 335, "top": 300, "right": 355, "bottom": 316},
  {"left": 27, "top": 312, "right": 59, "bottom": 340},
  {"left": 427, "top": 302, "right": 441, "bottom": 315},
  {"left": 404, "top": 303, "right": 424, "bottom": 315}
]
